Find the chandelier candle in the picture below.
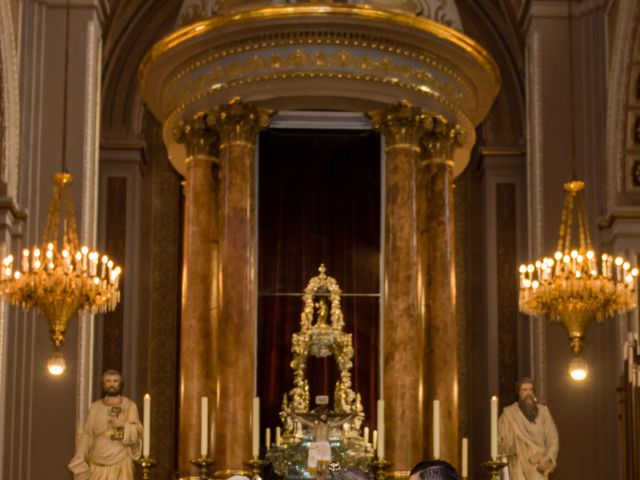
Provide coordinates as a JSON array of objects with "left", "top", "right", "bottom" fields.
[
  {"left": 363, "top": 426, "right": 370, "bottom": 445},
  {"left": 265, "top": 428, "right": 271, "bottom": 451},
  {"left": 372, "top": 429, "right": 378, "bottom": 451}
]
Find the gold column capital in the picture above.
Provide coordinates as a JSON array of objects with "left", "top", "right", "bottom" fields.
[
  {"left": 173, "top": 112, "right": 221, "bottom": 158},
  {"left": 368, "top": 100, "right": 433, "bottom": 152},
  {"left": 421, "top": 116, "right": 466, "bottom": 163},
  {"left": 208, "top": 97, "right": 273, "bottom": 149}
]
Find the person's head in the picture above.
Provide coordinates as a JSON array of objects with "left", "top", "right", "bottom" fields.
[
  {"left": 409, "top": 460, "right": 459, "bottom": 480},
  {"left": 101, "top": 370, "right": 124, "bottom": 397},
  {"left": 516, "top": 378, "right": 536, "bottom": 401},
  {"left": 516, "top": 377, "right": 538, "bottom": 422}
]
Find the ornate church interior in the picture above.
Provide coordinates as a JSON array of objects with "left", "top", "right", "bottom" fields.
[{"left": 1, "top": 0, "right": 640, "bottom": 479}]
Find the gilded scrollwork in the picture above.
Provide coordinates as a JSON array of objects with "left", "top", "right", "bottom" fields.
[
  {"left": 369, "top": 101, "right": 465, "bottom": 158},
  {"left": 163, "top": 44, "right": 473, "bottom": 118},
  {"left": 369, "top": 100, "right": 435, "bottom": 149},
  {"left": 420, "top": 114, "right": 466, "bottom": 161},
  {"left": 173, "top": 111, "right": 221, "bottom": 157},
  {"left": 206, "top": 97, "right": 273, "bottom": 147}
]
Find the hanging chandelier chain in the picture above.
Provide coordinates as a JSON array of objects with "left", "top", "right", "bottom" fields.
[
  {"left": 568, "top": 0, "right": 577, "bottom": 179},
  {"left": 61, "top": 0, "right": 71, "bottom": 172}
]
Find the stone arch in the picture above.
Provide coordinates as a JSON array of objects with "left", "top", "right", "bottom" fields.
[
  {"left": 606, "top": 0, "right": 640, "bottom": 206},
  {"left": 0, "top": 0, "right": 20, "bottom": 198},
  {"left": 456, "top": 0, "right": 525, "bottom": 148},
  {"left": 101, "top": 1, "right": 182, "bottom": 139}
]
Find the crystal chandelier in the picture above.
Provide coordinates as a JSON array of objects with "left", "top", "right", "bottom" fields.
[
  {"left": 0, "top": 172, "right": 122, "bottom": 374},
  {"left": 518, "top": 180, "right": 638, "bottom": 357}
]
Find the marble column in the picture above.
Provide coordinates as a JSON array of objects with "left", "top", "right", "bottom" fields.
[
  {"left": 209, "top": 99, "right": 271, "bottom": 477},
  {"left": 370, "top": 101, "right": 431, "bottom": 473},
  {"left": 419, "top": 118, "right": 464, "bottom": 467},
  {"left": 174, "top": 114, "right": 220, "bottom": 474}
]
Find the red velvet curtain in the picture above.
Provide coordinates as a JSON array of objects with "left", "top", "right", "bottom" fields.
[{"left": 258, "top": 129, "right": 381, "bottom": 441}]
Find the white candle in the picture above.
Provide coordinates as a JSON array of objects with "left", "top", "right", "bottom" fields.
[
  {"left": 275, "top": 426, "right": 282, "bottom": 447},
  {"left": 372, "top": 430, "right": 378, "bottom": 451},
  {"left": 363, "top": 426, "right": 370, "bottom": 445},
  {"left": 490, "top": 396, "right": 498, "bottom": 460},
  {"left": 461, "top": 437, "right": 468, "bottom": 477},
  {"left": 201, "top": 396, "right": 208, "bottom": 457},
  {"left": 252, "top": 397, "right": 260, "bottom": 457},
  {"left": 143, "top": 394, "right": 151, "bottom": 457},
  {"left": 376, "top": 399, "right": 385, "bottom": 459},
  {"left": 265, "top": 427, "right": 271, "bottom": 451},
  {"left": 433, "top": 400, "right": 440, "bottom": 459}
]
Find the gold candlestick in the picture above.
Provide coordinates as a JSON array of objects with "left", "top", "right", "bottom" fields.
[
  {"left": 370, "top": 457, "right": 392, "bottom": 480},
  {"left": 481, "top": 459, "right": 506, "bottom": 480},
  {"left": 191, "top": 456, "right": 215, "bottom": 479},
  {"left": 245, "top": 456, "right": 268, "bottom": 480},
  {"left": 136, "top": 456, "right": 156, "bottom": 480}
]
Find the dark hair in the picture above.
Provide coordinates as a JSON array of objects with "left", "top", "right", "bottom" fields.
[
  {"left": 410, "top": 460, "right": 459, "bottom": 480},
  {"left": 516, "top": 377, "right": 535, "bottom": 396}
]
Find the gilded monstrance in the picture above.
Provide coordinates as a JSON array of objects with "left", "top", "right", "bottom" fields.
[{"left": 267, "top": 265, "right": 372, "bottom": 478}]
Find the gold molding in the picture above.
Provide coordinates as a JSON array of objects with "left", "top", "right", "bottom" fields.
[
  {"left": 597, "top": 210, "right": 640, "bottom": 230},
  {"left": 161, "top": 30, "right": 474, "bottom": 106},
  {"left": 173, "top": 111, "right": 221, "bottom": 157},
  {"left": 165, "top": 70, "right": 472, "bottom": 135},
  {"left": 139, "top": 4, "right": 500, "bottom": 97},
  {"left": 386, "top": 469, "right": 411, "bottom": 480}
]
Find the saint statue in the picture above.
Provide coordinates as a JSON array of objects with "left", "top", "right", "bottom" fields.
[
  {"left": 291, "top": 406, "right": 355, "bottom": 479},
  {"left": 68, "top": 370, "right": 143, "bottom": 480},
  {"left": 498, "top": 378, "right": 559, "bottom": 479}
]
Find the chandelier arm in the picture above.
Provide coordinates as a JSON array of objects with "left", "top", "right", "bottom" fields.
[
  {"left": 556, "top": 192, "right": 571, "bottom": 253},
  {"left": 42, "top": 181, "right": 62, "bottom": 248},
  {"left": 63, "top": 185, "right": 79, "bottom": 251},
  {"left": 564, "top": 193, "right": 575, "bottom": 253},
  {"left": 581, "top": 194, "right": 593, "bottom": 250},
  {"left": 575, "top": 192, "right": 591, "bottom": 251}
]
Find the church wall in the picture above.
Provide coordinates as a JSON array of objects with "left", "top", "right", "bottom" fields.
[
  {"left": 1, "top": 0, "right": 637, "bottom": 478},
  {"left": 98, "top": 1, "right": 183, "bottom": 477},
  {"left": 525, "top": 1, "right": 625, "bottom": 478},
  {"left": 2, "top": 1, "right": 106, "bottom": 479}
]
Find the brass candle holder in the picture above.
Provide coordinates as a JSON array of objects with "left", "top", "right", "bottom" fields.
[
  {"left": 480, "top": 459, "right": 506, "bottom": 480},
  {"left": 370, "top": 457, "right": 392, "bottom": 480},
  {"left": 136, "top": 456, "right": 156, "bottom": 480},
  {"left": 191, "top": 456, "right": 215, "bottom": 479},
  {"left": 245, "top": 456, "right": 268, "bottom": 480}
]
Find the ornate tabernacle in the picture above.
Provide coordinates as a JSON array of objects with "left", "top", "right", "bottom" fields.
[{"left": 266, "top": 265, "right": 372, "bottom": 478}]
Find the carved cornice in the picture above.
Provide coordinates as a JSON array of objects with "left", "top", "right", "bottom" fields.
[
  {"left": 420, "top": 114, "right": 465, "bottom": 161},
  {"left": 208, "top": 98, "right": 272, "bottom": 149},
  {"left": 173, "top": 111, "right": 221, "bottom": 158},
  {"left": 369, "top": 100, "right": 434, "bottom": 152}
]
